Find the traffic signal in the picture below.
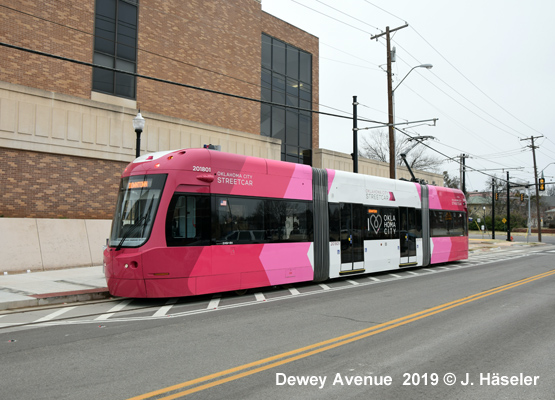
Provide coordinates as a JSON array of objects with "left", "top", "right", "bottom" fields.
[
  {"left": 495, "top": 192, "right": 499, "bottom": 201},
  {"left": 539, "top": 178, "right": 545, "bottom": 192},
  {"left": 520, "top": 193, "right": 524, "bottom": 202}
]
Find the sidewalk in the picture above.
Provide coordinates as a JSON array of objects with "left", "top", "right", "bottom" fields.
[
  {"left": 0, "top": 239, "right": 546, "bottom": 312},
  {"left": 0, "top": 266, "right": 110, "bottom": 311}
]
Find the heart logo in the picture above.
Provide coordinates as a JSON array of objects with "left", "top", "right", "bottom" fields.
[{"left": 370, "top": 214, "right": 382, "bottom": 234}]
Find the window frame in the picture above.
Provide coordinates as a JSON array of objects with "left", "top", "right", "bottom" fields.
[
  {"left": 430, "top": 210, "right": 468, "bottom": 237},
  {"left": 261, "top": 33, "right": 312, "bottom": 164},
  {"left": 165, "top": 193, "right": 211, "bottom": 247},
  {"left": 92, "top": 0, "right": 139, "bottom": 99}
]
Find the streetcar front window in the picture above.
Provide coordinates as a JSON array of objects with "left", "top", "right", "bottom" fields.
[{"left": 109, "top": 174, "right": 167, "bottom": 248}]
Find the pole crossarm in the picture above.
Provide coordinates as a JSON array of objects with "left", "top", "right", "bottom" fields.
[
  {"left": 356, "top": 118, "right": 438, "bottom": 131},
  {"left": 370, "top": 23, "right": 409, "bottom": 40}
]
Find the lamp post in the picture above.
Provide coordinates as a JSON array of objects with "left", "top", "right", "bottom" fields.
[
  {"left": 388, "top": 64, "right": 433, "bottom": 179},
  {"left": 540, "top": 162, "right": 555, "bottom": 177},
  {"left": 483, "top": 206, "right": 486, "bottom": 238},
  {"left": 133, "top": 110, "right": 145, "bottom": 159}
]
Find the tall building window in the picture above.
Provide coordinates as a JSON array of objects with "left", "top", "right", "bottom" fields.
[
  {"left": 261, "top": 34, "right": 312, "bottom": 164},
  {"left": 92, "top": 0, "right": 138, "bottom": 99}
]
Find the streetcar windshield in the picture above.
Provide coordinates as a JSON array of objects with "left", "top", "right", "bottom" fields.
[{"left": 109, "top": 174, "right": 167, "bottom": 248}]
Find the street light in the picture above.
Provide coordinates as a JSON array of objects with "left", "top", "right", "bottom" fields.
[
  {"left": 540, "top": 162, "right": 555, "bottom": 177},
  {"left": 393, "top": 64, "right": 433, "bottom": 92},
  {"left": 133, "top": 110, "right": 145, "bottom": 159},
  {"left": 388, "top": 64, "right": 433, "bottom": 179}
]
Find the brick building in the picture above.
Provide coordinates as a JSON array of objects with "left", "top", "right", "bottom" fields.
[{"left": 0, "top": 0, "right": 319, "bottom": 219}]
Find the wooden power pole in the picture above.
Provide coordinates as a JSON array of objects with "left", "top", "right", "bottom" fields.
[
  {"left": 520, "top": 135, "right": 543, "bottom": 242},
  {"left": 371, "top": 24, "right": 408, "bottom": 179}
]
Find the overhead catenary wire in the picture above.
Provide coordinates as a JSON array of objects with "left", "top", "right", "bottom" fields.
[
  {"left": 2, "top": 2, "right": 402, "bottom": 133},
  {"left": 5, "top": 2, "right": 551, "bottom": 188},
  {"left": 0, "top": 41, "right": 386, "bottom": 126}
]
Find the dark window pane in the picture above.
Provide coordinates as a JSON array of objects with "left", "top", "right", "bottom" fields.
[
  {"left": 261, "top": 35, "right": 313, "bottom": 164},
  {"left": 286, "top": 78, "right": 298, "bottom": 96},
  {"left": 329, "top": 203, "right": 340, "bottom": 241},
  {"left": 286, "top": 94, "right": 298, "bottom": 107},
  {"left": 93, "top": 0, "right": 137, "bottom": 99},
  {"left": 166, "top": 195, "right": 211, "bottom": 246},
  {"left": 300, "top": 83, "right": 311, "bottom": 101},
  {"left": 93, "top": 67, "right": 114, "bottom": 93},
  {"left": 299, "top": 113, "right": 311, "bottom": 148},
  {"left": 266, "top": 200, "right": 312, "bottom": 242},
  {"left": 272, "top": 39, "right": 286, "bottom": 74},
  {"left": 299, "top": 132, "right": 310, "bottom": 149},
  {"left": 286, "top": 153, "right": 298, "bottom": 163},
  {"left": 262, "top": 34, "right": 272, "bottom": 69},
  {"left": 272, "top": 107, "right": 285, "bottom": 141},
  {"left": 261, "top": 68, "right": 272, "bottom": 89},
  {"left": 287, "top": 46, "right": 299, "bottom": 79},
  {"left": 96, "top": 0, "right": 116, "bottom": 18},
  {"left": 261, "top": 104, "right": 271, "bottom": 136},
  {"left": 117, "top": 26, "right": 137, "bottom": 61},
  {"left": 272, "top": 73, "right": 285, "bottom": 104},
  {"left": 286, "top": 145, "right": 299, "bottom": 159},
  {"left": 272, "top": 90, "right": 285, "bottom": 105},
  {"left": 300, "top": 51, "right": 311, "bottom": 83},
  {"left": 94, "top": 19, "right": 116, "bottom": 53},
  {"left": 213, "top": 197, "right": 265, "bottom": 244},
  {"left": 262, "top": 87, "right": 271, "bottom": 102},
  {"left": 430, "top": 210, "right": 466, "bottom": 237},
  {"left": 272, "top": 72, "right": 285, "bottom": 92},
  {"left": 286, "top": 111, "right": 298, "bottom": 146},
  {"left": 115, "top": 71, "right": 135, "bottom": 98},
  {"left": 118, "top": 0, "right": 137, "bottom": 25}
]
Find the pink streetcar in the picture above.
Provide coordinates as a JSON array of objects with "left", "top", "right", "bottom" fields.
[{"left": 103, "top": 148, "right": 468, "bottom": 298}]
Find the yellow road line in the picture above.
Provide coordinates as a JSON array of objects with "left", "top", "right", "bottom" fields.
[{"left": 127, "top": 269, "right": 555, "bottom": 400}]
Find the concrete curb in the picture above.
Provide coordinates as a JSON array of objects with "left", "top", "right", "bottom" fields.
[{"left": 0, "top": 288, "right": 112, "bottom": 311}]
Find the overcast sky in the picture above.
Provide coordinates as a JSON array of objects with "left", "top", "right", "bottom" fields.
[{"left": 261, "top": 0, "right": 555, "bottom": 192}]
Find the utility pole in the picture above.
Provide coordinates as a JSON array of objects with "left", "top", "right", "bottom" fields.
[
  {"left": 491, "top": 178, "right": 495, "bottom": 240},
  {"left": 520, "top": 136, "right": 543, "bottom": 242},
  {"left": 352, "top": 96, "right": 358, "bottom": 173},
  {"left": 370, "top": 24, "right": 408, "bottom": 180},
  {"left": 506, "top": 171, "right": 511, "bottom": 241},
  {"left": 459, "top": 154, "right": 469, "bottom": 196}
]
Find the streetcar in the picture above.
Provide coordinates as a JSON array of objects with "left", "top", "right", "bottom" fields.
[{"left": 103, "top": 148, "right": 468, "bottom": 298}]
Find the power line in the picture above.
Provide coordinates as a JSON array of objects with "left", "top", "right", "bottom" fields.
[
  {"left": 410, "top": 25, "right": 545, "bottom": 138},
  {"left": 290, "top": 0, "right": 376, "bottom": 35},
  {"left": 0, "top": 41, "right": 386, "bottom": 126},
  {"left": 315, "top": 0, "right": 381, "bottom": 31}
]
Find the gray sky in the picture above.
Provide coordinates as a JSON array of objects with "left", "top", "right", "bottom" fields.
[{"left": 261, "top": 0, "right": 555, "bottom": 192}]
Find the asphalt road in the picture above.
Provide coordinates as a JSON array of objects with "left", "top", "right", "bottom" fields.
[{"left": 1, "top": 245, "right": 554, "bottom": 400}]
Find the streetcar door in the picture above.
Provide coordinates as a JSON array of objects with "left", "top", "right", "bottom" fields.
[
  {"left": 399, "top": 207, "right": 417, "bottom": 266},
  {"left": 340, "top": 203, "right": 364, "bottom": 272}
]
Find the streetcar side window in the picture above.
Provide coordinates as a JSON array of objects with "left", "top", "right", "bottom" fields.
[
  {"left": 430, "top": 210, "right": 467, "bottom": 237},
  {"left": 213, "top": 197, "right": 265, "bottom": 244},
  {"left": 166, "top": 194, "right": 211, "bottom": 246},
  {"left": 266, "top": 199, "right": 313, "bottom": 242},
  {"left": 328, "top": 203, "right": 340, "bottom": 242},
  {"left": 212, "top": 196, "right": 313, "bottom": 244}
]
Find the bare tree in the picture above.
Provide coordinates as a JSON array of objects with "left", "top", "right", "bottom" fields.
[
  {"left": 359, "top": 130, "right": 443, "bottom": 172},
  {"left": 443, "top": 171, "right": 460, "bottom": 189}
]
